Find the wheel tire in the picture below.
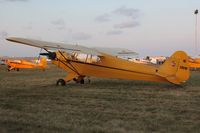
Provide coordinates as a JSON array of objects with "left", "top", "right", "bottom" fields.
[
  {"left": 8, "top": 66, "right": 11, "bottom": 71},
  {"left": 56, "top": 79, "right": 66, "bottom": 86},
  {"left": 80, "top": 79, "right": 84, "bottom": 84}
]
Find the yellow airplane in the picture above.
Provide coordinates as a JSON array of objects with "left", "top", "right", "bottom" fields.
[
  {"left": 6, "top": 37, "right": 190, "bottom": 85},
  {"left": 6, "top": 57, "right": 47, "bottom": 71},
  {"left": 188, "top": 57, "right": 200, "bottom": 69}
]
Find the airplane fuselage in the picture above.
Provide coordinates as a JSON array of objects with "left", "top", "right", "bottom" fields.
[{"left": 52, "top": 51, "right": 168, "bottom": 83}]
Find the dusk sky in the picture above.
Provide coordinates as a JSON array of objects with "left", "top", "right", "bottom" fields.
[{"left": 0, "top": 0, "right": 199, "bottom": 57}]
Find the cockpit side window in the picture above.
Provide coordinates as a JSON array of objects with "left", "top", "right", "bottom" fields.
[{"left": 75, "top": 53, "right": 100, "bottom": 63}]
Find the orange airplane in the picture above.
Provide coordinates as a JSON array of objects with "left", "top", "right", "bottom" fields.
[
  {"left": 188, "top": 57, "right": 200, "bottom": 69},
  {"left": 6, "top": 57, "right": 47, "bottom": 71},
  {"left": 6, "top": 37, "right": 190, "bottom": 85}
]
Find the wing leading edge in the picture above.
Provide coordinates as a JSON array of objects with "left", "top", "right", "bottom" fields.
[
  {"left": 6, "top": 37, "right": 138, "bottom": 57},
  {"left": 93, "top": 47, "right": 138, "bottom": 57},
  {"left": 6, "top": 37, "right": 102, "bottom": 56}
]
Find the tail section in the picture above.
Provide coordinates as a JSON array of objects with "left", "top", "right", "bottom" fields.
[
  {"left": 39, "top": 57, "right": 47, "bottom": 69},
  {"left": 157, "top": 51, "right": 190, "bottom": 84}
]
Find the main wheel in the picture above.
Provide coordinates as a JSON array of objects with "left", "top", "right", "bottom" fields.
[
  {"left": 80, "top": 79, "right": 84, "bottom": 84},
  {"left": 56, "top": 79, "right": 66, "bottom": 86},
  {"left": 7, "top": 66, "right": 11, "bottom": 71}
]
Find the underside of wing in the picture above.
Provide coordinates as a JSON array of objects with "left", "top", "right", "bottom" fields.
[
  {"left": 6, "top": 37, "right": 102, "bottom": 56},
  {"left": 93, "top": 47, "right": 138, "bottom": 57}
]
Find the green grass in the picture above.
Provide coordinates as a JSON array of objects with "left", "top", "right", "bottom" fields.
[{"left": 0, "top": 65, "right": 200, "bottom": 133}]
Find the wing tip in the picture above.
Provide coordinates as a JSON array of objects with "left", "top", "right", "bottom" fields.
[
  {"left": 6, "top": 37, "right": 12, "bottom": 41},
  {"left": 6, "top": 37, "right": 28, "bottom": 44},
  {"left": 6, "top": 37, "right": 18, "bottom": 42}
]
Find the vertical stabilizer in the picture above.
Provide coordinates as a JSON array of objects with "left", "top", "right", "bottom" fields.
[
  {"left": 157, "top": 51, "right": 190, "bottom": 84},
  {"left": 39, "top": 57, "right": 47, "bottom": 69}
]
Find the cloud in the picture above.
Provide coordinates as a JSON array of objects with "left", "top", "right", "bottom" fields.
[
  {"left": 95, "top": 6, "right": 140, "bottom": 22},
  {"left": 107, "top": 30, "right": 123, "bottom": 35},
  {"left": 71, "top": 32, "right": 92, "bottom": 41},
  {"left": 95, "top": 14, "right": 111, "bottom": 22},
  {"left": 95, "top": 6, "right": 141, "bottom": 31},
  {"left": 113, "top": 6, "right": 140, "bottom": 19},
  {"left": 0, "top": 31, "right": 8, "bottom": 39},
  {"left": 51, "top": 18, "right": 66, "bottom": 30},
  {"left": 114, "top": 21, "right": 140, "bottom": 29}
]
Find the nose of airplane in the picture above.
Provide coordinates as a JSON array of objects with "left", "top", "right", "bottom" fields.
[{"left": 40, "top": 52, "right": 56, "bottom": 60}]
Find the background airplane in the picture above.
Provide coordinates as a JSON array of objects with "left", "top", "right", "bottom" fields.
[
  {"left": 6, "top": 57, "right": 47, "bottom": 71},
  {"left": 129, "top": 56, "right": 167, "bottom": 65},
  {"left": 188, "top": 57, "right": 200, "bottom": 69}
]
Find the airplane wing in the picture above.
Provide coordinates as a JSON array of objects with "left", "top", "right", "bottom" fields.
[
  {"left": 6, "top": 37, "right": 138, "bottom": 57},
  {"left": 6, "top": 37, "right": 102, "bottom": 56},
  {"left": 93, "top": 47, "right": 138, "bottom": 57}
]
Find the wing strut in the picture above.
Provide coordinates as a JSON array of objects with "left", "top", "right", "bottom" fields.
[
  {"left": 56, "top": 51, "right": 81, "bottom": 76},
  {"left": 36, "top": 48, "right": 43, "bottom": 64},
  {"left": 40, "top": 49, "right": 81, "bottom": 75}
]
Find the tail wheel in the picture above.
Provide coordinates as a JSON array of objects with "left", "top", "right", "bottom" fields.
[{"left": 56, "top": 79, "right": 66, "bottom": 86}]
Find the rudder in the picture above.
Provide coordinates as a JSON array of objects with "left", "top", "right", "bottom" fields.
[
  {"left": 39, "top": 57, "right": 47, "bottom": 69},
  {"left": 157, "top": 51, "right": 190, "bottom": 84}
]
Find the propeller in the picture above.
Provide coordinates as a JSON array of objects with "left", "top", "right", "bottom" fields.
[{"left": 40, "top": 52, "right": 56, "bottom": 60}]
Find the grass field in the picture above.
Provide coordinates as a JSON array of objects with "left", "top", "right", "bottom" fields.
[{"left": 0, "top": 65, "right": 200, "bottom": 133}]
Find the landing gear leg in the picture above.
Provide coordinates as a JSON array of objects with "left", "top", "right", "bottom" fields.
[{"left": 87, "top": 77, "right": 91, "bottom": 84}]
